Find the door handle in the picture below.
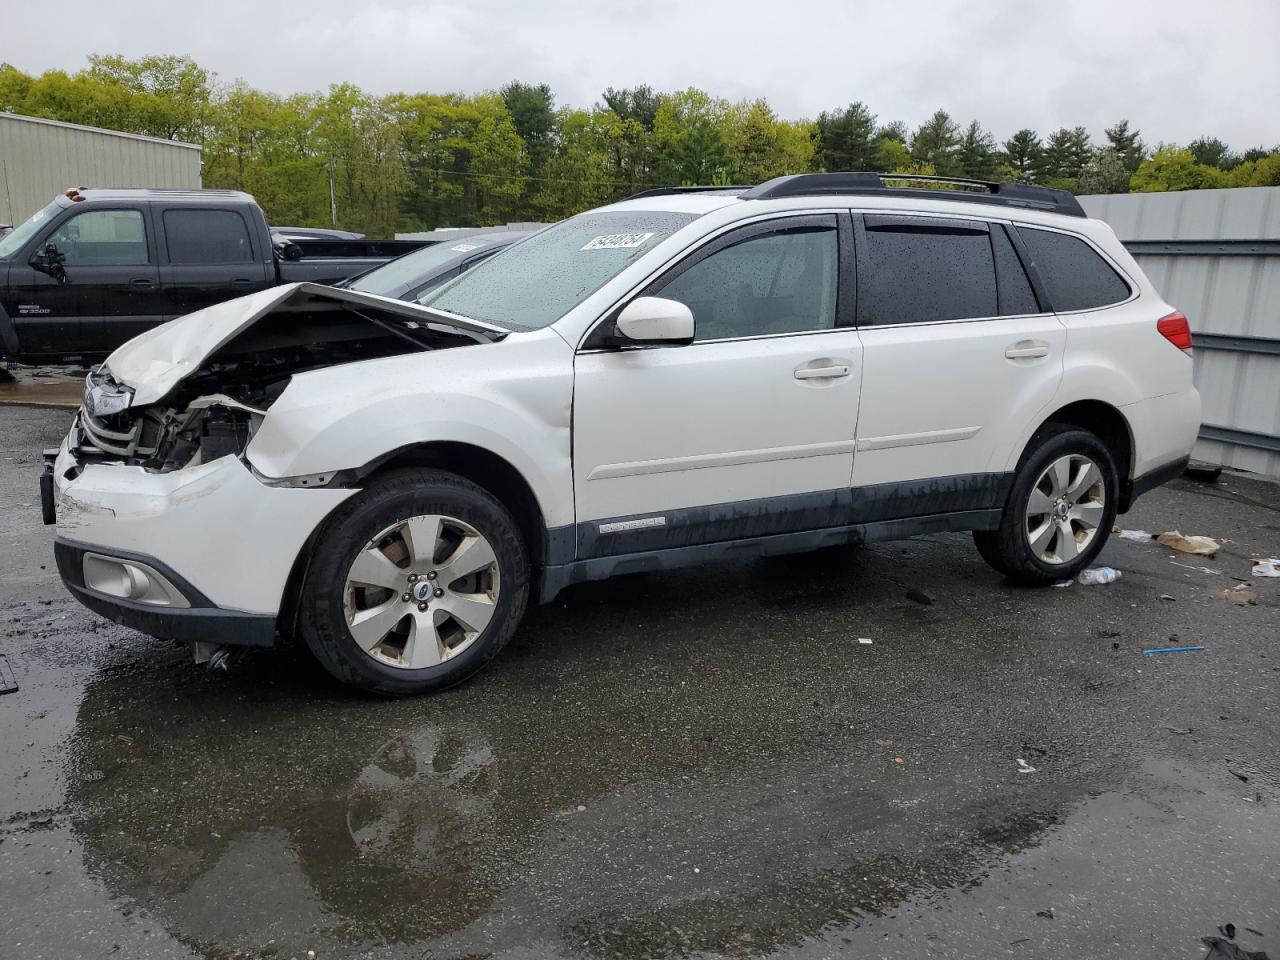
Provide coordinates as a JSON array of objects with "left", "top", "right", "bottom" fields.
[
  {"left": 1004, "top": 340, "right": 1050, "bottom": 359},
  {"left": 129, "top": 277, "right": 154, "bottom": 288},
  {"left": 794, "top": 364, "right": 851, "bottom": 380},
  {"left": 231, "top": 278, "right": 254, "bottom": 287}
]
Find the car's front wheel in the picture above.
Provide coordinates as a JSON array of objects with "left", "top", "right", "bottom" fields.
[
  {"left": 974, "top": 426, "right": 1118, "bottom": 584},
  {"left": 299, "top": 469, "right": 530, "bottom": 696}
]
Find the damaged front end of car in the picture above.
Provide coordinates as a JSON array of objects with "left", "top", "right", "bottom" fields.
[{"left": 71, "top": 283, "right": 505, "bottom": 474}]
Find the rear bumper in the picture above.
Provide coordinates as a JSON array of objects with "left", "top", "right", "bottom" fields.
[{"left": 55, "top": 538, "right": 276, "bottom": 647}]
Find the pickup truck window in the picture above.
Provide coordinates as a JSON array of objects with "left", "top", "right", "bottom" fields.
[
  {"left": 163, "top": 209, "right": 254, "bottom": 264},
  {"left": 51, "top": 210, "right": 149, "bottom": 266},
  {"left": 421, "top": 211, "right": 695, "bottom": 329},
  {"left": 0, "top": 202, "right": 58, "bottom": 259}
]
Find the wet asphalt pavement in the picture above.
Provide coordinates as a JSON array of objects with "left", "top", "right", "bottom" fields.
[{"left": 1, "top": 404, "right": 1278, "bottom": 960}]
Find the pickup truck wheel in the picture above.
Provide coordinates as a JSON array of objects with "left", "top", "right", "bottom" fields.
[
  {"left": 973, "top": 427, "right": 1118, "bottom": 585},
  {"left": 299, "top": 469, "right": 529, "bottom": 696}
]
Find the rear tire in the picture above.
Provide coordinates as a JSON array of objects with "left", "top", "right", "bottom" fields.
[
  {"left": 974, "top": 426, "right": 1118, "bottom": 585},
  {"left": 299, "top": 469, "right": 529, "bottom": 696}
]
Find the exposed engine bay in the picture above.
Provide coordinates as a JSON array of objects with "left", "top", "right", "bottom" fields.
[{"left": 74, "top": 299, "right": 496, "bottom": 473}]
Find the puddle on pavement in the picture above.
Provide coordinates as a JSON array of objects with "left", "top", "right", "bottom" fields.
[
  {"left": 38, "top": 533, "right": 1278, "bottom": 958},
  {"left": 64, "top": 636, "right": 1094, "bottom": 957}
]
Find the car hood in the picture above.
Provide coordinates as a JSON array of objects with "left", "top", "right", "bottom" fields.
[{"left": 104, "top": 282, "right": 505, "bottom": 407}]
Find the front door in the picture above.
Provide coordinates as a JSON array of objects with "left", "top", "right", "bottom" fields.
[
  {"left": 9, "top": 206, "right": 160, "bottom": 358},
  {"left": 572, "top": 214, "right": 864, "bottom": 559}
]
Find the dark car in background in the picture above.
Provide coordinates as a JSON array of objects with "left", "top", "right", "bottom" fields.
[
  {"left": 338, "top": 229, "right": 534, "bottom": 301},
  {"left": 0, "top": 189, "right": 429, "bottom": 362}
]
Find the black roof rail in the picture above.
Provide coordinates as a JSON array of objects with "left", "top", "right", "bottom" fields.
[
  {"left": 739, "top": 172, "right": 1087, "bottom": 218},
  {"left": 624, "top": 185, "right": 750, "bottom": 201}
]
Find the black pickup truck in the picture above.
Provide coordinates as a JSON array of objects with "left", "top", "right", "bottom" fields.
[{"left": 0, "top": 188, "right": 428, "bottom": 361}]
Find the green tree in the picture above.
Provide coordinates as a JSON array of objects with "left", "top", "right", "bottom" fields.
[
  {"left": 723, "top": 99, "right": 814, "bottom": 183},
  {"left": 1225, "top": 152, "right": 1280, "bottom": 187},
  {"left": 86, "top": 54, "right": 212, "bottom": 141},
  {"left": 500, "top": 81, "right": 556, "bottom": 173},
  {"left": 1002, "top": 129, "right": 1042, "bottom": 182},
  {"left": 601, "top": 85, "right": 660, "bottom": 131},
  {"left": 1130, "top": 146, "right": 1225, "bottom": 192},
  {"left": 1038, "top": 126, "right": 1091, "bottom": 185},
  {"left": 1104, "top": 120, "right": 1145, "bottom": 172},
  {"left": 815, "top": 101, "right": 879, "bottom": 172},
  {"left": 957, "top": 120, "right": 997, "bottom": 179},
  {"left": 652, "top": 88, "right": 731, "bottom": 185},
  {"left": 877, "top": 137, "right": 911, "bottom": 171},
  {"left": 1240, "top": 146, "right": 1277, "bottom": 164},
  {"left": 1187, "top": 136, "right": 1237, "bottom": 170},
  {"left": 532, "top": 108, "right": 624, "bottom": 215},
  {"left": 909, "top": 110, "right": 962, "bottom": 175},
  {"left": 1077, "top": 148, "right": 1130, "bottom": 194}
]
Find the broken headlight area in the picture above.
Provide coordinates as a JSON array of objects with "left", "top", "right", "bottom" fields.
[
  {"left": 75, "top": 301, "right": 492, "bottom": 474},
  {"left": 77, "top": 379, "right": 266, "bottom": 473}
]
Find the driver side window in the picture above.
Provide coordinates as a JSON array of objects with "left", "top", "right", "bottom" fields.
[
  {"left": 51, "top": 210, "right": 149, "bottom": 266},
  {"left": 654, "top": 220, "right": 839, "bottom": 342}
]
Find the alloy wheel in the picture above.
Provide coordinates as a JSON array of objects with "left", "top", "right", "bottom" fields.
[
  {"left": 1024, "top": 454, "right": 1106, "bottom": 564},
  {"left": 343, "top": 514, "right": 501, "bottom": 669}
]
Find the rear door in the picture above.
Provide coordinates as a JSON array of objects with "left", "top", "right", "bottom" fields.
[
  {"left": 9, "top": 205, "right": 161, "bottom": 357},
  {"left": 851, "top": 213, "right": 1065, "bottom": 504},
  {"left": 156, "top": 206, "right": 272, "bottom": 318}
]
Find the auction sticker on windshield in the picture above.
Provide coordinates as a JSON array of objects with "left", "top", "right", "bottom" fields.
[{"left": 581, "top": 233, "right": 654, "bottom": 251}]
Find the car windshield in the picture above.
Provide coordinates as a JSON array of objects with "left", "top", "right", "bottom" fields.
[
  {"left": 420, "top": 211, "right": 696, "bottom": 329},
  {"left": 0, "top": 202, "right": 58, "bottom": 259},
  {"left": 348, "top": 235, "right": 503, "bottom": 297}
]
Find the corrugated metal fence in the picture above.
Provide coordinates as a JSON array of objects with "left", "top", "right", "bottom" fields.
[
  {"left": 0, "top": 113, "right": 202, "bottom": 225},
  {"left": 1080, "top": 187, "right": 1280, "bottom": 479}
]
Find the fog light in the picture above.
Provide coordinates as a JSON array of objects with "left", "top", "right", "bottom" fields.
[{"left": 82, "top": 554, "right": 190, "bottom": 608}]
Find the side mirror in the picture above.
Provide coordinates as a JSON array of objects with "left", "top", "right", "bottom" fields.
[
  {"left": 33, "top": 242, "right": 68, "bottom": 284},
  {"left": 613, "top": 296, "right": 694, "bottom": 346}
]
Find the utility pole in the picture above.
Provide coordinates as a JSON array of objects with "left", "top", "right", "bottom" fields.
[{"left": 328, "top": 173, "right": 338, "bottom": 227}]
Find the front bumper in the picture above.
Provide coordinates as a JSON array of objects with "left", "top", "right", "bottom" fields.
[
  {"left": 49, "top": 433, "right": 356, "bottom": 644},
  {"left": 55, "top": 538, "right": 277, "bottom": 646}
]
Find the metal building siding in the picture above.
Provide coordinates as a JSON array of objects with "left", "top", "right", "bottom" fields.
[
  {"left": 1080, "top": 188, "right": 1280, "bottom": 478},
  {"left": 0, "top": 113, "right": 201, "bottom": 224}
]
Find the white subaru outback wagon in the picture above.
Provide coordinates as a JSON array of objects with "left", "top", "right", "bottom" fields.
[{"left": 45, "top": 173, "right": 1200, "bottom": 695}]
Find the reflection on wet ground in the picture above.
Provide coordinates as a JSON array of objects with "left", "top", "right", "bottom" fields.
[
  {"left": 59, "top": 529, "right": 1279, "bottom": 958},
  {"left": 1, "top": 405, "right": 1277, "bottom": 958}
]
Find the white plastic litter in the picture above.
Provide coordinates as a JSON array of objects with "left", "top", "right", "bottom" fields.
[
  {"left": 857, "top": 637, "right": 873, "bottom": 645},
  {"left": 1016, "top": 758, "right": 1037, "bottom": 774},
  {"left": 1077, "top": 567, "right": 1121, "bottom": 585},
  {"left": 1117, "top": 529, "right": 1153, "bottom": 542},
  {"left": 1252, "top": 558, "right": 1280, "bottom": 578}
]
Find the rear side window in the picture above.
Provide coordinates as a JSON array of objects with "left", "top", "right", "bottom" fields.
[
  {"left": 858, "top": 217, "right": 996, "bottom": 325},
  {"left": 163, "top": 209, "right": 254, "bottom": 264},
  {"left": 1017, "top": 227, "right": 1130, "bottom": 312}
]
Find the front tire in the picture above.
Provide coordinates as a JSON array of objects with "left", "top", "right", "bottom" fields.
[
  {"left": 974, "top": 427, "right": 1118, "bottom": 584},
  {"left": 299, "top": 469, "right": 530, "bottom": 696}
]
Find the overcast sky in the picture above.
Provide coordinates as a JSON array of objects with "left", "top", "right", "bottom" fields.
[{"left": 4, "top": 0, "right": 1277, "bottom": 149}]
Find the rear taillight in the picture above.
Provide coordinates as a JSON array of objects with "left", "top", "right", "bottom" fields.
[{"left": 1157, "top": 311, "right": 1193, "bottom": 352}]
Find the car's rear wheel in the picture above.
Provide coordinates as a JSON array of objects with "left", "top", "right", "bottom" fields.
[
  {"left": 974, "top": 426, "right": 1118, "bottom": 584},
  {"left": 299, "top": 469, "right": 529, "bottom": 696}
]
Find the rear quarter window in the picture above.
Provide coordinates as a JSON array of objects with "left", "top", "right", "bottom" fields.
[{"left": 1018, "top": 227, "right": 1130, "bottom": 312}]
